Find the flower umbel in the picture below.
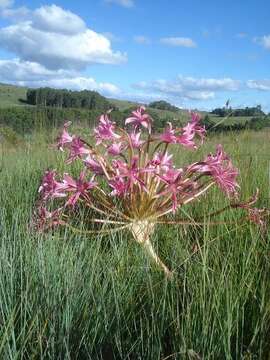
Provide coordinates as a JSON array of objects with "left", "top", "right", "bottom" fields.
[{"left": 35, "top": 108, "right": 268, "bottom": 277}]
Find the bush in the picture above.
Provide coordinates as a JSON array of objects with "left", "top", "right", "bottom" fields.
[{"left": 0, "top": 125, "right": 23, "bottom": 145}]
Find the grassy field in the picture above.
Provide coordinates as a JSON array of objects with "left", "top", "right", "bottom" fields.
[
  {"left": 209, "top": 115, "right": 253, "bottom": 126},
  {"left": 0, "top": 83, "right": 27, "bottom": 107},
  {"left": 0, "top": 127, "right": 270, "bottom": 359}
]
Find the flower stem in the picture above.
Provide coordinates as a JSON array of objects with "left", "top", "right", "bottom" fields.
[{"left": 130, "top": 220, "right": 173, "bottom": 278}]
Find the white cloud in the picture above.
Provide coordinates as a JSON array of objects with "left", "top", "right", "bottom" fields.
[
  {"left": 0, "top": 58, "right": 73, "bottom": 81},
  {"left": 175, "top": 76, "right": 241, "bottom": 91},
  {"left": 133, "top": 76, "right": 240, "bottom": 101},
  {"left": 247, "top": 80, "right": 270, "bottom": 91},
  {"left": 254, "top": 35, "right": 270, "bottom": 49},
  {"left": 184, "top": 91, "right": 214, "bottom": 100},
  {"left": 160, "top": 37, "right": 197, "bottom": 48},
  {"left": 25, "top": 77, "right": 121, "bottom": 96},
  {"left": 0, "top": 58, "right": 121, "bottom": 96},
  {"left": 134, "top": 35, "right": 151, "bottom": 44},
  {"left": 0, "top": 0, "right": 13, "bottom": 9},
  {"left": 105, "top": 0, "right": 134, "bottom": 8},
  {"left": 32, "top": 5, "right": 86, "bottom": 35},
  {"left": 0, "top": 4, "right": 127, "bottom": 70}
]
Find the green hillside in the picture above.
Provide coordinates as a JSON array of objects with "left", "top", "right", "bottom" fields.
[
  {"left": 0, "top": 83, "right": 269, "bottom": 134},
  {"left": 0, "top": 83, "right": 28, "bottom": 107}
]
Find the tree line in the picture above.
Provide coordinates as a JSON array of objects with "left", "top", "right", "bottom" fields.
[
  {"left": 211, "top": 105, "right": 265, "bottom": 117},
  {"left": 26, "top": 88, "right": 113, "bottom": 111}
]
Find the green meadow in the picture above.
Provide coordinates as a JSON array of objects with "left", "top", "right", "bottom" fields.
[{"left": 0, "top": 127, "right": 269, "bottom": 359}]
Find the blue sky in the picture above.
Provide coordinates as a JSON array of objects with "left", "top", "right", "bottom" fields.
[{"left": 0, "top": 0, "right": 270, "bottom": 110}]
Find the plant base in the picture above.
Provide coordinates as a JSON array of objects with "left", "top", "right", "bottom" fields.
[{"left": 130, "top": 220, "right": 173, "bottom": 278}]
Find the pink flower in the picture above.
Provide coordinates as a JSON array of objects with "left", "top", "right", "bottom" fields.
[
  {"left": 177, "top": 122, "right": 197, "bottom": 148},
  {"left": 158, "top": 168, "right": 183, "bottom": 212},
  {"left": 190, "top": 145, "right": 239, "bottom": 196},
  {"left": 94, "top": 114, "right": 120, "bottom": 144},
  {"left": 63, "top": 172, "right": 97, "bottom": 206},
  {"left": 36, "top": 207, "right": 64, "bottom": 231},
  {"left": 125, "top": 106, "right": 152, "bottom": 132},
  {"left": 151, "top": 152, "right": 173, "bottom": 172},
  {"left": 84, "top": 156, "right": 104, "bottom": 175},
  {"left": 57, "top": 122, "right": 73, "bottom": 151},
  {"left": 177, "top": 113, "right": 206, "bottom": 149},
  {"left": 160, "top": 123, "right": 177, "bottom": 143},
  {"left": 107, "top": 142, "right": 124, "bottom": 156},
  {"left": 109, "top": 176, "right": 127, "bottom": 196},
  {"left": 190, "top": 112, "right": 206, "bottom": 140},
  {"left": 247, "top": 208, "right": 267, "bottom": 228},
  {"left": 113, "top": 157, "right": 147, "bottom": 191},
  {"left": 130, "top": 131, "right": 144, "bottom": 148},
  {"left": 66, "top": 137, "right": 90, "bottom": 164},
  {"left": 234, "top": 191, "right": 268, "bottom": 229},
  {"left": 38, "top": 170, "right": 67, "bottom": 200}
]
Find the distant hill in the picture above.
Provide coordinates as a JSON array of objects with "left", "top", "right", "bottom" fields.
[
  {"left": 148, "top": 100, "right": 179, "bottom": 112},
  {"left": 0, "top": 83, "right": 28, "bottom": 107},
  {"left": 0, "top": 83, "right": 266, "bottom": 131},
  {"left": 26, "top": 87, "right": 113, "bottom": 110}
]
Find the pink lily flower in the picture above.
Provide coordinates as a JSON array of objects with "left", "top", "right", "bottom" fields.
[
  {"left": 151, "top": 152, "right": 173, "bottom": 172},
  {"left": 113, "top": 157, "right": 147, "bottom": 191},
  {"left": 190, "top": 112, "right": 206, "bottom": 140},
  {"left": 57, "top": 121, "right": 73, "bottom": 151},
  {"left": 158, "top": 168, "right": 183, "bottom": 212},
  {"left": 38, "top": 170, "right": 67, "bottom": 200},
  {"left": 125, "top": 106, "right": 152, "bottom": 132},
  {"left": 177, "top": 113, "right": 206, "bottom": 149},
  {"left": 66, "top": 137, "right": 90, "bottom": 164},
  {"left": 36, "top": 207, "right": 64, "bottom": 231},
  {"left": 84, "top": 155, "right": 104, "bottom": 175},
  {"left": 130, "top": 131, "right": 144, "bottom": 148},
  {"left": 94, "top": 114, "right": 120, "bottom": 144},
  {"left": 109, "top": 176, "right": 127, "bottom": 196},
  {"left": 160, "top": 122, "right": 177, "bottom": 143},
  {"left": 63, "top": 172, "right": 97, "bottom": 206},
  {"left": 177, "top": 122, "right": 196, "bottom": 149},
  {"left": 189, "top": 145, "right": 239, "bottom": 195},
  {"left": 107, "top": 142, "right": 124, "bottom": 156}
]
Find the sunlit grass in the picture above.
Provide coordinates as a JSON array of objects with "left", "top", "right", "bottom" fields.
[{"left": 0, "top": 129, "right": 269, "bottom": 359}]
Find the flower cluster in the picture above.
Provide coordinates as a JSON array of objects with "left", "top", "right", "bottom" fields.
[{"left": 35, "top": 107, "right": 268, "bottom": 276}]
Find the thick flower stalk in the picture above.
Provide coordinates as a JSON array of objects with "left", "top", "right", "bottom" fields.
[{"left": 35, "top": 106, "right": 269, "bottom": 277}]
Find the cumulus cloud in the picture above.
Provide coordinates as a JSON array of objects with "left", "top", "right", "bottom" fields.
[
  {"left": 134, "top": 35, "right": 151, "bottom": 44},
  {"left": 254, "top": 35, "right": 270, "bottom": 49},
  {"left": 247, "top": 80, "right": 270, "bottom": 91},
  {"left": 25, "top": 77, "right": 121, "bottom": 96},
  {"left": 0, "top": 4, "right": 127, "bottom": 70},
  {"left": 105, "top": 0, "right": 134, "bottom": 8},
  {"left": 133, "top": 76, "right": 240, "bottom": 101},
  {"left": 32, "top": 5, "right": 86, "bottom": 35},
  {"left": 0, "top": 58, "right": 121, "bottom": 96},
  {"left": 160, "top": 37, "right": 197, "bottom": 48}
]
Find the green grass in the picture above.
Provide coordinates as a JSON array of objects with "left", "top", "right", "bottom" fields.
[
  {"left": 0, "top": 127, "right": 270, "bottom": 359},
  {"left": 0, "top": 83, "right": 27, "bottom": 107},
  {"left": 209, "top": 115, "right": 253, "bottom": 126}
]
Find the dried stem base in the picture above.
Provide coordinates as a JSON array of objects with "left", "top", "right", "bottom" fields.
[{"left": 130, "top": 220, "right": 173, "bottom": 278}]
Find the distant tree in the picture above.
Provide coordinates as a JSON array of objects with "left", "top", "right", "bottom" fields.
[
  {"left": 148, "top": 100, "right": 179, "bottom": 112},
  {"left": 26, "top": 87, "right": 113, "bottom": 111},
  {"left": 211, "top": 105, "right": 265, "bottom": 117}
]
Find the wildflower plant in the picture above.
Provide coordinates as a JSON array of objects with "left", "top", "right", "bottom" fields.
[{"left": 36, "top": 107, "right": 269, "bottom": 277}]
